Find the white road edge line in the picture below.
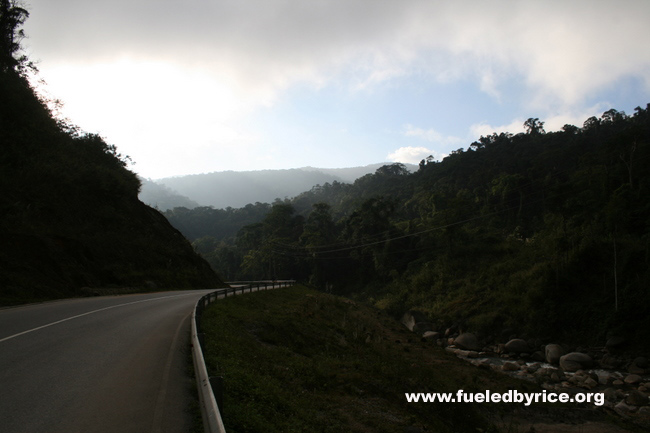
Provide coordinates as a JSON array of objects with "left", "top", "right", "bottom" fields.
[{"left": 0, "top": 293, "right": 196, "bottom": 343}]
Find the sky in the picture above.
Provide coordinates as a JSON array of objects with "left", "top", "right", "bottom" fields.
[{"left": 20, "top": 0, "right": 650, "bottom": 179}]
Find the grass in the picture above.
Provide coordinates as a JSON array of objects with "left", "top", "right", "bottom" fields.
[{"left": 199, "top": 285, "right": 547, "bottom": 433}]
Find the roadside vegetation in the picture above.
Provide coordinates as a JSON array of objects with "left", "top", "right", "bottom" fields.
[{"left": 200, "top": 285, "right": 634, "bottom": 433}]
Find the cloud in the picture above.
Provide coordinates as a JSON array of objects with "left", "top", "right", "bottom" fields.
[
  {"left": 389, "top": 123, "right": 460, "bottom": 164},
  {"left": 403, "top": 124, "right": 464, "bottom": 147},
  {"left": 470, "top": 119, "right": 526, "bottom": 140},
  {"left": 26, "top": 0, "right": 650, "bottom": 108},
  {"left": 387, "top": 147, "right": 442, "bottom": 165},
  {"left": 21, "top": 0, "right": 650, "bottom": 177},
  {"left": 404, "top": 125, "right": 444, "bottom": 143}
]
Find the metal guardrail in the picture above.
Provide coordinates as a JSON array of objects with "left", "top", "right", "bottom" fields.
[{"left": 191, "top": 280, "right": 296, "bottom": 433}]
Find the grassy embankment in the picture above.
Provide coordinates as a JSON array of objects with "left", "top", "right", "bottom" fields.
[{"left": 199, "top": 285, "right": 636, "bottom": 433}]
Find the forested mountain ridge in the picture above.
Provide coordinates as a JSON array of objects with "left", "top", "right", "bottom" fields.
[
  {"left": 298, "top": 163, "right": 417, "bottom": 182},
  {"left": 145, "top": 163, "right": 417, "bottom": 210},
  {"left": 154, "top": 168, "right": 344, "bottom": 209},
  {"left": 0, "top": 3, "right": 224, "bottom": 304},
  {"left": 170, "top": 108, "right": 650, "bottom": 353}
]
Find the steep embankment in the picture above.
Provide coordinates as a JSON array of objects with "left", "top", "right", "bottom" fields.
[{"left": 0, "top": 71, "right": 224, "bottom": 305}]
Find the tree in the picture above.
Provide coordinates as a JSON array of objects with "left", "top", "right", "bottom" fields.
[
  {"left": 562, "top": 124, "right": 580, "bottom": 134},
  {"left": 583, "top": 116, "right": 600, "bottom": 130},
  {"left": 375, "top": 163, "right": 409, "bottom": 177},
  {"left": 0, "top": 0, "right": 29, "bottom": 73},
  {"left": 601, "top": 108, "right": 626, "bottom": 124},
  {"left": 300, "top": 203, "right": 338, "bottom": 289},
  {"left": 300, "top": 203, "right": 336, "bottom": 248},
  {"left": 524, "top": 118, "right": 545, "bottom": 135},
  {"left": 419, "top": 155, "right": 436, "bottom": 169},
  {"left": 342, "top": 197, "right": 401, "bottom": 280}
]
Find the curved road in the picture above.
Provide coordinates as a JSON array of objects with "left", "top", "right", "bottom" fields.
[{"left": 0, "top": 290, "right": 214, "bottom": 433}]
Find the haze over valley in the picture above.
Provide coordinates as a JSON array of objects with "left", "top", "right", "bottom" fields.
[{"left": 139, "top": 163, "right": 417, "bottom": 210}]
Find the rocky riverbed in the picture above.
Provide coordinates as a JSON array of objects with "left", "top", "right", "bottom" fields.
[{"left": 401, "top": 310, "right": 650, "bottom": 429}]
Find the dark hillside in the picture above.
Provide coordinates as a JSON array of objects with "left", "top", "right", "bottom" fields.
[{"left": 0, "top": 54, "right": 223, "bottom": 304}]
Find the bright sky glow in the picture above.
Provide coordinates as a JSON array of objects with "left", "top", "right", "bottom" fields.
[{"left": 22, "top": 0, "right": 650, "bottom": 179}]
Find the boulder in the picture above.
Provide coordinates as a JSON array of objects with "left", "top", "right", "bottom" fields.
[
  {"left": 603, "top": 387, "right": 618, "bottom": 401},
  {"left": 526, "top": 363, "right": 541, "bottom": 374},
  {"left": 559, "top": 352, "right": 593, "bottom": 372},
  {"left": 625, "top": 374, "right": 642, "bottom": 385},
  {"left": 454, "top": 333, "right": 481, "bottom": 351},
  {"left": 534, "top": 367, "right": 551, "bottom": 377},
  {"left": 628, "top": 363, "right": 645, "bottom": 375},
  {"left": 502, "top": 362, "right": 520, "bottom": 372},
  {"left": 634, "top": 356, "right": 649, "bottom": 368},
  {"left": 504, "top": 338, "right": 530, "bottom": 353},
  {"left": 626, "top": 390, "right": 649, "bottom": 407},
  {"left": 545, "top": 344, "right": 565, "bottom": 364},
  {"left": 422, "top": 331, "right": 441, "bottom": 341},
  {"left": 401, "top": 311, "right": 429, "bottom": 332},
  {"left": 583, "top": 377, "right": 598, "bottom": 389},
  {"left": 615, "top": 401, "right": 635, "bottom": 413}
]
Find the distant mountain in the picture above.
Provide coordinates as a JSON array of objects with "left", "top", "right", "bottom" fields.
[
  {"left": 299, "top": 163, "right": 417, "bottom": 183},
  {"left": 148, "top": 164, "right": 417, "bottom": 209},
  {"left": 138, "top": 178, "right": 200, "bottom": 211}
]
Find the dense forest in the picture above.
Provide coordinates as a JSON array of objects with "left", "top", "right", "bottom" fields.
[
  {"left": 0, "top": 1, "right": 223, "bottom": 304},
  {"left": 169, "top": 108, "right": 650, "bottom": 353}
]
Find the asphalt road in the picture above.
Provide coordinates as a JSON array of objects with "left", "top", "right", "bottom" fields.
[{"left": 0, "top": 290, "right": 214, "bottom": 433}]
